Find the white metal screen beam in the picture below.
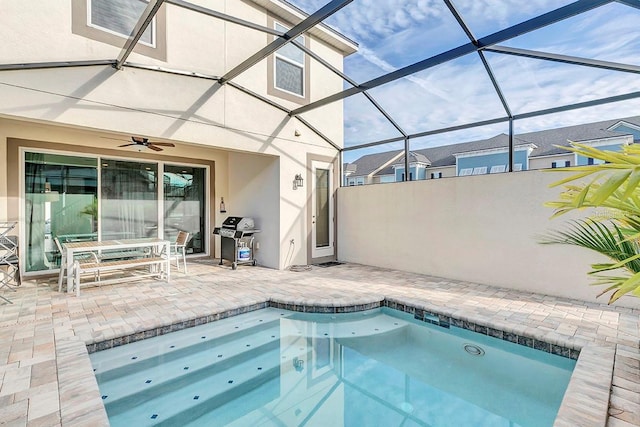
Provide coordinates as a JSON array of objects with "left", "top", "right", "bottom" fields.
[
  {"left": 486, "top": 45, "right": 640, "bottom": 74},
  {"left": 0, "top": 60, "right": 115, "bottom": 71},
  {"left": 218, "top": 0, "right": 353, "bottom": 84},
  {"left": 290, "top": 0, "right": 612, "bottom": 117}
]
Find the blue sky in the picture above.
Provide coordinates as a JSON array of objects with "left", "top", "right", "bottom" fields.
[{"left": 287, "top": 0, "right": 640, "bottom": 162}]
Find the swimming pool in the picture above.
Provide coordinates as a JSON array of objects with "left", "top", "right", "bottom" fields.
[{"left": 90, "top": 307, "right": 575, "bottom": 426}]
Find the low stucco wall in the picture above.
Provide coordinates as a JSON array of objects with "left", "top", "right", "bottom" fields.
[{"left": 337, "top": 170, "right": 640, "bottom": 308}]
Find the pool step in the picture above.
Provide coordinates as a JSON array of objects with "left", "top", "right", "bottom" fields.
[
  {"left": 92, "top": 314, "right": 284, "bottom": 378},
  {"left": 106, "top": 346, "right": 284, "bottom": 427},
  {"left": 98, "top": 324, "right": 282, "bottom": 411}
]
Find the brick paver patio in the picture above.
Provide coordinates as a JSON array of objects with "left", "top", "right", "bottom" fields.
[{"left": 0, "top": 260, "right": 638, "bottom": 426}]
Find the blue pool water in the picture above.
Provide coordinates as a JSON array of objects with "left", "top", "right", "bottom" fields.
[{"left": 90, "top": 308, "right": 575, "bottom": 427}]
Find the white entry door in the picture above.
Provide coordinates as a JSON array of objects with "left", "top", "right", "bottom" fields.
[{"left": 311, "top": 161, "right": 334, "bottom": 259}]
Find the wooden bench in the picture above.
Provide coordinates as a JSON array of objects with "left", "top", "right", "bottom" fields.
[{"left": 72, "top": 256, "right": 169, "bottom": 297}]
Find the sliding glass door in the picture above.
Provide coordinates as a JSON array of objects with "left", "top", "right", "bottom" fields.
[
  {"left": 24, "top": 153, "right": 98, "bottom": 272},
  {"left": 23, "top": 150, "right": 209, "bottom": 274},
  {"left": 163, "top": 164, "right": 206, "bottom": 254},
  {"left": 101, "top": 159, "right": 158, "bottom": 240}
]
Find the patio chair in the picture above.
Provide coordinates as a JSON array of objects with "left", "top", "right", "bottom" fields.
[
  {"left": 170, "top": 231, "right": 190, "bottom": 273},
  {"left": 0, "top": 235, "right": 20, "bottom": 304},
  {"left": 55, "top": 237, "right": 99, "bottom": 292}
]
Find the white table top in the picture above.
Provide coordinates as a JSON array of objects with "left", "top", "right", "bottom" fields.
[{"left": 63, "top": 238, "right": 168, "bottom": 251}]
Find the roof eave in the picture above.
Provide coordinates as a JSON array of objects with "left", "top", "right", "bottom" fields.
[{"left": 247, "top": 0, "right": 358, "bottom": 55}]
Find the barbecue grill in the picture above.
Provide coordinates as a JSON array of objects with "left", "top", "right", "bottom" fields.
[{"left": 213, "top": 217, "right": 260, "bottom": 269}]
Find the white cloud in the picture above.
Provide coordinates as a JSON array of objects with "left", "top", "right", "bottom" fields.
[{"left": 290, "top": 0, "right": 640, "bottom": 150}]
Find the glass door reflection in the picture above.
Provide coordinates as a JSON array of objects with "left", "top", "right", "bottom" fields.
[
  {"left": 24, "top": 152, "right": 98, "bottom": 272},
  {"left": 163, "top": 165, "right": 205, "bottom": 254}
]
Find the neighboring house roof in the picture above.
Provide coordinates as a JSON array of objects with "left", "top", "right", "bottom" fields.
[
  {"left": 377, "top": 152, "right": 432, "bottom": 176},
  {"left": 343, "top": 163, "right": 357, "bottom": 174},
  {"left": 516, "top": 116, "right": 640, "bottom": 157},
  {"left": 393, "top": 152, "right": 431, "bottom": 166},
  {"left": 344, "top": 150, "right": 402, "bottom": 178},
  {"left": 353, "top": 116, "right": 640, "bottom": 175}
]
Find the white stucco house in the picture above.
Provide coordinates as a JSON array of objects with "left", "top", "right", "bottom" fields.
[{"left": 0, "top": 0, "right": 358, "bottom": 277}]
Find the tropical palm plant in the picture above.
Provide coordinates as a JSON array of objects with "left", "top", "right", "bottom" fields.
[{"left": 543, "top": 142, "right": 640, "bottom": 304}]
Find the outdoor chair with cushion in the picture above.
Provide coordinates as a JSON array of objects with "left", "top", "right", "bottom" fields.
[{"left": 170, "top": 231, "right": 190, "bottom": 273}]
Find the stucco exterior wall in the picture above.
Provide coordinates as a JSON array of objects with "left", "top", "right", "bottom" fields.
[
  {"left": 227, "top": 152, "right": 280, "bottom": 268},
  {"left": 0, "top": 117, "right": 229, "bottom": 260},
  {"left": 337, "top": 170, "right": 640, "bottom": 308},
  {"left": 0, "top": 0, "right": 348, "bottom": 270}
]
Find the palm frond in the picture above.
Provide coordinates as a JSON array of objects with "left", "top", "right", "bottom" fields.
[{"left": 543, "top": 142, "right": 640, "bottom": 304}]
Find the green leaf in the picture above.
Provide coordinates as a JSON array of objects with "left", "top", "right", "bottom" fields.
[
  {"left": 543, "top": 143, "right": 640, "bottom": 303},
  {"left": 622, "top": 167, "right": 640, "bottom": 199},
  {"left": 590, "top": 171, "right": 631, "bottom": 205}
]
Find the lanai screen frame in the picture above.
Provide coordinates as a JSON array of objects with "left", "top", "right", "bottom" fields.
[{"left": 2, "top": 0, "right": 640, "bottom": 183}]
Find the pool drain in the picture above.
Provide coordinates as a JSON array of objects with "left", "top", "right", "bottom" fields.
[{"left": 464, "top": 344, "right": 485, "bottom": 356}]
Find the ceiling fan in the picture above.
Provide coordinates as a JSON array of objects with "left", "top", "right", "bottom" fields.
[{"left": 119, "top": 136, "right": 175, "bottom": 152}]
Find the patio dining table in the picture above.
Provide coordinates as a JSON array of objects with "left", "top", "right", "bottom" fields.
[{"left": 63, "top": 238, "right": 170, "bottom": 293}]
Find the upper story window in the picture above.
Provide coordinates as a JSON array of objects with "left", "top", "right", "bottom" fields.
[
  {"left": 551, "top": 161, "right": 571, "bottom": 168},
  {"left": 89, "top": 0, "right": 155, "bottom": 46},
  {"left": 72, "top": 0, "right": 167, "bottom": 61},
  {"left": 587, "top": 157, "right": 605, "bottom": 165},
  {"left": 267, "top": 17, "right": 310, "bottom": 104},
  {"left": 274, "top": 23, "right": 304, "bottom": 97}
]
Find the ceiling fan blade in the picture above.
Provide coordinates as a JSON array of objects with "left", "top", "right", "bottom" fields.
[
  {"left": 149, "top": 142, "right": 175, "bottom": 147},
  {"left": 148, "top": 144, "right": 163, "bottom": 152},
  {"left": 118, "top": 144, "right": 136, "bottom": 148}
]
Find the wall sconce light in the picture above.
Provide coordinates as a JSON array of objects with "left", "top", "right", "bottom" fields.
[
  {"left": 294, "top": 129, "right": 301, "bottom": 137},
  {"left": 220, "top": 197, "right": 227, "bottom": 213},
  {"left": 293, "top": 174, "right": 304, "bottom": 190}
]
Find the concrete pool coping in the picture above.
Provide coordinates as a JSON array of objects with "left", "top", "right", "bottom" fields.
[
  {"left": 1, "top": 262, "right": 636, "bottom": 426},
  {"left": 75, "top": 298, "right": 614, "bottom": 427}
]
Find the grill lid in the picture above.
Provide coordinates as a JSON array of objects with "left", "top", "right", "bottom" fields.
[{"left": 221, "top": 217, "right": 255, "bottom": 230}]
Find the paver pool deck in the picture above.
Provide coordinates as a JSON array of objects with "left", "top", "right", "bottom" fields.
[{"left": 0, "top": 260, "right": 638, "bottom": 426}]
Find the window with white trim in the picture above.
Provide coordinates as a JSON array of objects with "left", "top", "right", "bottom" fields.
[
  {"left": 513, "top": 163, "right": 523, "bottom": 171},
  {"left": 552, "top": 161, "right": 571, "bottom": 168},
  {"left": 89, "top": 0, "right": 155, "bottom": 46},
  {"left": 587, "top": 157, "right": 605, "bottom": 165},
  {"left": 489, "top": 165, "right": 506, "bottom": 174},
  {"left": 430, "top": 172, "right": 442, "bottom": 179},
  {"left": 472, "top": 166, "right": 488, "bottom": 175},
  {"left": 459, "top": 168, "right": 473, "bottom": 176},
  {"left": 72, "top": 0, "right": 166, "bottom": 60},
  {"left": 274, "top": 23, "right": 305, "bottom": 97}
]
